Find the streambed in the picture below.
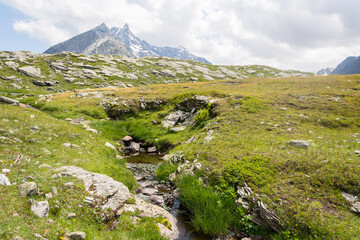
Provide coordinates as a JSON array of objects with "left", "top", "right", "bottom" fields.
[{"left": 124, "top": 153, "right": 208, "bottom": 240}]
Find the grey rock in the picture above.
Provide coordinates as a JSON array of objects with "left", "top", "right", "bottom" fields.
[
  {"left": 351, "top": 202, "right": 360, "bottom": 213},
  {"left": 176, "top": 95, "right": 210, "bottom": 112},
  {"left": 130, "top": 141, "right": 140, "bottom": 152},
  {"left": 0, "top": 96, "right": 20, "bottom": 105},
  {"left": 162, "top": 110, "right": 187, "bottom": 128},
  {"left": 64, "top": 182, "right": 75, "bottom": 188},
  {"left": 50, "top": 62, "right": 68, "bottom": 71},
  {"left": 45, "top": 193, "right": 53, "bottom": 199},
  {"left": 65, "top": 232, "right": 86, "bottom": 240},
  {"left": 19, "top": 182, "right": 37, "bottom": 196},
  {"left": 33, "top": 233, "right": 48, "bottom": 240},
  {"left": 286, "top": 140, "right": 310, "bottom": 149},
  {"left": 122, "top": 135, "right": 133, "bottom": 142},
  {"left": 150, "top": 195, "right": 164, "bottom": 205},
  {"left": 0, "top": 174, "right": 11, "bottom": 186},
  {"left": 147, "top": 146, "right": 157, "bottom": 153},
  {"left": 237, "top": 183, "right": 282, "bottom": 233},
  {"left": 18, "top": 66, "right": 43, "bottom": 78},
  {"left": 31, "top": 200, "right": 49, "bottom": 218}
]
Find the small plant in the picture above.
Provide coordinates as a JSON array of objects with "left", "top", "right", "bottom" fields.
[
  {"left": 194, "top": 103, "right": 212, "bottom": 126},
  {"left": 156, "top": 161, "right": 179, "bottom": 181},
  {"left": 125, "top": 197, "right": 136, "bottom": 204}
]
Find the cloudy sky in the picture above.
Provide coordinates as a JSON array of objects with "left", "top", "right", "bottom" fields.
[{"left": 1, "top": 0, "right": 360, "bottom": 72}]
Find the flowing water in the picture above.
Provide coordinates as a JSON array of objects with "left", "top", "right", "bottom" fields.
[{"left": 124, "top": 153, "right": 209, "bottom": 240}]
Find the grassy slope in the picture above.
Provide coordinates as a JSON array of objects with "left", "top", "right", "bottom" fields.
[
  {"left": 1, "top": 73, "right": 359, "bottom": 239},
  {"left": 34, "top": 75, "right": 360, "bottom": 239},
  {"left": 0, "top": 104, "right": 166, "bottom": 240}
]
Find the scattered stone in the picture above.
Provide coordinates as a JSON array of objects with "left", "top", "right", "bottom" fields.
[
  {"left": 52, "top": 187, "right": 58, "bottom": 196},
  {"left": 48, "top": 219, "right": 55, "bottom": 224},
  {"left": 0, "top": 174, "right": 11, "bottom": 186},
  {"left": 351, "top": 202, "right": 360, "bottom": 213},
  {"left": 105, "top": 142, "right": 116, "bottom": 150},
  {"left": 31, "top": 200, "right": 49, "bottom": 218},
  {"left": 2, "top": 169, "right": 11, "bottom": 173},
  {"left": 11, "top": 237, "right": 23, "bottom": 240},
  {"left": 65, "top": 232, "right": 86, "bottom": 240},
  {"left": 354, "top": 150, "right": 360, "bottom": 154},
  {"left": 33, "top": 233, "right": 48, "bottom": 240},
  {"left": 286, "top": 140, "right": 310, "bottom": 149},
  {"left": 64, "top": 182, "right": 75, "bottom": 188},
  {"left": 83, "top": 196, "right": 94, "bottom": 203},
  {"left": 19, "top": 182, "right": 37, "bottom": 196},
  {"left": 39, "top": 164, "right": 52, "bottom": 169},
  {"left": 67, "top": 212, "right": 76, "bottom": 218},
  {"left": 45, "top": 192, "right": 53, "bottom": 199}
]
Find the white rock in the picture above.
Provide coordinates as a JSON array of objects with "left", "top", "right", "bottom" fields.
[
  {"left": 105, "top": 142, "right": 116, "bottom": 150},
  {"left": 2, "top": 169, "right": 11, "bottom": 173},
  {"left": 0, "top": 174, "right": 11, "bottom": 186},
  {"left": 31, "top": 200, "right": 49, "bottom": 218}
]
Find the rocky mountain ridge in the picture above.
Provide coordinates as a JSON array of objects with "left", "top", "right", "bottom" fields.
[
  {"left": 331, "top": 56, "right": 360, "bottom": 75},
  {"left": 44, "top": 23, "right": 211, "bottom": 64},
  {"left": 0, "top": 51, "right": 312, "bottom": 94}
]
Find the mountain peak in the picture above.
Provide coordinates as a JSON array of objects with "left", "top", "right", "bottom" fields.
[
  {"left": 123, "top": 23, "right": 129, "bottom": 29},
  {"left": 93, "top": 23, "right": 109, "bottom": 33}
]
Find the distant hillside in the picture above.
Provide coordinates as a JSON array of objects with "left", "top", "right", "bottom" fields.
[
  {"left": 44, "top": 23, "right": 211, "bottom": 64},
  {"left": 331, "top": 56, "right": 360, "bottom": 75}
]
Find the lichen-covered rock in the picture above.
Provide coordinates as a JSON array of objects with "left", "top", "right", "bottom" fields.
[
  {"left": 19, "top": 182, "right": 37, "bottom": 196},
  {"left": 31, "top": 200, "right": 49, "bottom": 218},
  {"left": 65, "top": 232, "right": 86, "bottom": 240}
]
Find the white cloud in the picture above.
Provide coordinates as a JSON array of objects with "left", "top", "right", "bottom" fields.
[{"left": 2, "top": 0, "right": 360, "bottom": 72}]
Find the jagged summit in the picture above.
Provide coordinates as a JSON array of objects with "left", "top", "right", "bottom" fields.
[{"left": 44, "top": 23, "right": 211, "bottom": 64}]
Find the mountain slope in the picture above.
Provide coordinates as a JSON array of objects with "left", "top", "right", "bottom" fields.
[
  {"left": 331, "top": 56, "right": 360, "bottom": 75},
  {"left": 45, "top": 23, "right": 211, "bottom": 64}
]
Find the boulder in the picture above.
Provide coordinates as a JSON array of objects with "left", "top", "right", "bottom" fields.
[
  {"left": 147, "top": 146, "right": 157, "bottom": 153},
  {"left": 286, "top": 140, "right": 310, "bottom": 149},
  {"left": 122, "top": 136, "right": 133, "bottom": 142},
  {"left": 351, "top": 202, "right": 360, "bottom": 213},
  {"left": 50, "top": 62, "right": 68, "bottom": 71},
  {"left": 0, "top": 96, "right": 20, "bottom": 105},
  {"left": 142, "top": 188, "right": 158, "bottom": 196},
  {"left": 18, "top": 66, "right": 43, "bottom": 78},
  {"left": 129, "top": 142, "right": 140, "bottom": 152},
  {"left": 150, "top": 195, "right": 165, "bottom": 205},
  {"left": 31, "top": 200, "right": 49, "bottom": 218},
  {"left": 19, "top": 182, "right": 37, "bottom": 196},
  {"left": 0, "top": 174, "right": 11, "bottom": 186}
]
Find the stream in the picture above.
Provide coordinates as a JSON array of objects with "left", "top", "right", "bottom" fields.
[{"left": 125, "top": 153, "right": 209, "bottom": 240}]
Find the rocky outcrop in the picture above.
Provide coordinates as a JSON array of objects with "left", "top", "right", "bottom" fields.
[
  {"left": 55, "top": 166, "right": 179, "bottom": 239},
  {"left": 342, "top": 192, "right": 360, "bottom": 214},
  {"left": 169, "top": 160, "right": 202, "bottom": 183},
  {"left": 103, "top": 98, "right": 164, "bottom": 119},
  {"left": 18, "top": 66, "right": 43, "bottom": 78},
  {"left": 236, "top": 183, "right": 282, "bottom": 233}
]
